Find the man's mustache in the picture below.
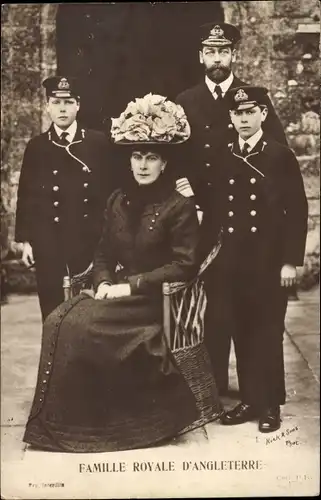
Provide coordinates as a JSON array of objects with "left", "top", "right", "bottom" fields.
[{"left": 210, "top": 65, "right": 226, "bottom": 71}]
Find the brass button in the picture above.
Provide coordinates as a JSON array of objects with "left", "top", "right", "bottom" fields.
[
  {"left": 250, "top": 210, "right": 257, "bottom": 216},
  {"left": 207, "top": 182, "right": 212, "bottom": 187},
  {"left": 228, "top": 123, "right": 234, "bottom": 129},
  {"left": 250, "top": 194, "right": 256, "bottom": 200},
  {"left": 53, "top": 170, "right": 58, "bottom": 175},
  {"left": 53, "top": 186, "right": 59, "bottom": 191},
  {"left": 250, "top": 178, "right": 256, "bottom": 184},
  {"left": 251, "top": 226, "right": 257, "bottom": 232},
  {"left": 47, "top": 362, "right": 52, "bottom": 365},
  {"left": 149, "top": 226, "right": 153, "bottom": 230},
  {"left": 84, "top": 199, "right": 88, "bottom": 203},
  {"left": 155, "top": 212, "right": 159, "bottom": 216},
  {"left": 43, "top": 379, "right": 47, "bottom": 384},
  {"left": 228, "top": 195, "right": 234, "bottom": 201},
  {"left": 204, "top": 144, "right": 210, "bottom": 148},
  {"left": 229, "top": 179, "right": 235, "bottom": 185},
  {"left": 205, "top": 163, "right": 211, "bottom": 168},
  {"left": 39, "top": 398, "right": 43, "bottom": 402},
  {"left": 205, "top": 125, "right": 210, "bottom": 130},
  {"left": 84, "top": 214, "right": 88, "bottom": 218},
  {"left": 54, "top": 217, "right": 59, "bottom": 222},
  {"left": 84, "top": 183, "right": 88, "bottom": 188},
  {"left": 228, "top": 227, "right": 234, "bottom": 233},
  {"left": 54, "top": 201, "right": 59, "bottom": 207},
  {"left": 82, "top": 166, "right": 87, "bottom": 171},
  {"left": 151, "top": 219, "right": 155, "bottom": 223},
  {"left": 228, "top": 211, "right": 234, "bottom": 217},
  {"left": 45, "top": 370, "right": 50, "bottom": 375}
]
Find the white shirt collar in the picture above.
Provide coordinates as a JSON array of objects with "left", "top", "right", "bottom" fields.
[
  {"left": 54, "top": 121, "right": 78, "bottom": 143},
  {"left": 239, "top": 128, "right": 263, "bottom": 152},
  {"left": 205, "top": 73, "right": 234, "bottom": 97}
]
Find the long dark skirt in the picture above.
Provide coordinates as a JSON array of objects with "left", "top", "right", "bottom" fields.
[{"left": 23, "top": 294, "right": 198, "bottom": 452}]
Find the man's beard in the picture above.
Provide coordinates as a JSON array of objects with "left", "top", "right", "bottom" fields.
[{"left": 206, "top": 65, "right": 231, "bottom": 84}]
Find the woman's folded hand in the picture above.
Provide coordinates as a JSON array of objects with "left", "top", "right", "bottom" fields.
[
  {"left": 95, "top": 283, "right": 131, "bottom": 300},
  {"left": 106, "top": 284, "right": 131, "bottom": 299},
  {"left": 95, "top": 282, "right": 112, "bottom": 300}
]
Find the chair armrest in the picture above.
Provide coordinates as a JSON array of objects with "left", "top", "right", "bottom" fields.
[{"left": 162, "top": 281, "right": 189, "bottom": 295}]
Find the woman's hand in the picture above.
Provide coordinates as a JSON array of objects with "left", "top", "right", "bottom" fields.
[
  {"left": 106, "top": 284, "right": 131, "bottom": 299},
  {"left": 95, "top": 282, "right": 111, "bottom": 300},
  {"left": 95, "top": 283, "right": 131, "bottom": 300},
  {"left": 280, "top": 264, "right": 297, "bottom": 287}
]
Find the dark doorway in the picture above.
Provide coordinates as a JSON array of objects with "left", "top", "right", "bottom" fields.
[{"left": 56, "top": 2, "right": 223, "bottom": 131}]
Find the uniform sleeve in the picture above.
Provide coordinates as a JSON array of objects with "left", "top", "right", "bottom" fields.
[
  {"left": 263, "top": 95, "right": 288, "bottom": 146},
  {"left": 15, "top": 140, "right": 37, "bottom": 243},
  {"left": 92, "top": 191, "right": 119, "bottom": 290},
  {"left": 128, "top": 197, "right": 200, "bottom": 294},
  {"left": 175, "top": 93, "right": 209, "bottom": 208},
  {"left": 281, "top": 149, "right": 308, "bottom": 266}
]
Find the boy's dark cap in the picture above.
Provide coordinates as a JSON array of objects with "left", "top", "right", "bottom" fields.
[
  {"left": 226, "top": 86, "right": 269, "bottom": 110},
  {"left": 42, "top": 76, "right": 80, "bottom": 99}
]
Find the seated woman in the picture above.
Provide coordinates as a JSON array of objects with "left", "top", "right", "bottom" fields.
[{"left": 23, "top": 94, "right": 201, "bottom": 453}]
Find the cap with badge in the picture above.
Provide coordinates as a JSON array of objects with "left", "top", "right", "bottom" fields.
[
  {"left": 225, "top": 86, "right": 269, "bottom": 111},
  {"left": 42, "top": 76, "right": 80, "bottom": 99},
  {"left": 200, "top": 22, "right": 241, "bottom": 47}
]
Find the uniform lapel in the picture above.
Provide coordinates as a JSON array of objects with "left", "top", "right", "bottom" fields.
[
  {"left": 71, "top": 123, "right": 85, "bottom": 144},
  {"left": 48, "top": 123, "right": 60, "bottom": 143},
  {"left": 196, "top": 75, "right": 248, "bottom": 126},
  {"left": 195, "top": 82, "right": 219, "bottom": 124}
]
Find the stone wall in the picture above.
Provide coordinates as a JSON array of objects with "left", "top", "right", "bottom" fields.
[
  {"left": 223, "top": 0, "right": 320, "bottom": 289},
  {"left": 1, "top": 2, "right": 320, "bottom": 291},
  {"left": 1, "top": 4, "right": 58, "bottom": 248}
]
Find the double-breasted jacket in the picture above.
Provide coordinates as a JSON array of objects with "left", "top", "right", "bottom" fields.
[
  {"left": 202, "top": 134, "right": 308, "bottom": 279},
  {"left": 15, "top": 124, "right": 112, "bottom": 267}
]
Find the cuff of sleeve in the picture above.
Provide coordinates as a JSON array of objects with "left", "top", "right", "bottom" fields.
[
  {"left": 128, "top": 274, "right": 143, "bottom": 294},
  {"left": 94, "top": 276, "right": 114, "bottom": 292}
]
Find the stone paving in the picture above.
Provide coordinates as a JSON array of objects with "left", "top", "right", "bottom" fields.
[{"left": 1, "top": 288, "right": 319, "bottom": 498}]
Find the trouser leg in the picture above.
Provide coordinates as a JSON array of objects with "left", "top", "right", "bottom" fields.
[
  {"left": 233, "top": 280, "right": 288, "bottom": 409},
  {"left": 204, "top": 279, "right": 234, "bottom": 394},
  {"left": 35, "top": 267, "right": 65, "bottom": 322}
]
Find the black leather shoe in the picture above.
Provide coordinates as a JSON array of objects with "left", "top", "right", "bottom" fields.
[
  {"left": 259, "top": 407, "right": 281, "bottom": 433},
  {"left": 220, "top": 403, "right": 258, "bottom": 425}
]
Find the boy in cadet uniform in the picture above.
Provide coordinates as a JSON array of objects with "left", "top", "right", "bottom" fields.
[
  {"left": 202, "top": 86, "right": 308, "bottom": 432},
  {"left": 176, "top": 22, "right": 288, "bottom": 395},
  {"left": 15, "top": 76, "right": 113, "bottom": 321}
]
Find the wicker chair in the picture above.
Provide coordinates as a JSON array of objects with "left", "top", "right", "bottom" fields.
[{"left": 162, "top": 238, "right": 224, "bottom": 433}]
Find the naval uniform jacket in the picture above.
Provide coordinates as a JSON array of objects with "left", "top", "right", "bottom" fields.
[
  {"left": 202, "top": 134, "right": 308, "bottom": 280},
  {"left": 15, "top": 124, "right": 112, "bottom": 318},
  {"left": 176, "top": 76, "right": 288, "bottom": 207}
]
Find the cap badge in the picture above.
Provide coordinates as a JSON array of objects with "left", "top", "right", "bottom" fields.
[
  {"left": 58, "top": 78, "right": 70, "bottom": 90},
  {"left": 210, "top": 25, "right": 224, "bottom": 38},
  {"left": 234, "top": 89, "right": 249, "bottom": 102}
]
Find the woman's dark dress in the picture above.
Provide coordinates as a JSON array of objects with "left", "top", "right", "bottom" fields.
[{"left": 23, "top": 178, "right": 201, "bottom": 452}]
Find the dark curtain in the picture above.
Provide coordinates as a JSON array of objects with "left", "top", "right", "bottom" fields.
[{"left": 56, "top": 2, "right": 223, "bottom": 131}]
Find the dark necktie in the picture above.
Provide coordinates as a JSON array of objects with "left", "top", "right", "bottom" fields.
[
  {"left": 242, "top": 142, "right": 250, "bottom": 156},
  {"left": 59, "top": 131, "right": 69, "bottom": 146},
  {"left": 214, "top": 85, "right": 223, "bottom": 100}
]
